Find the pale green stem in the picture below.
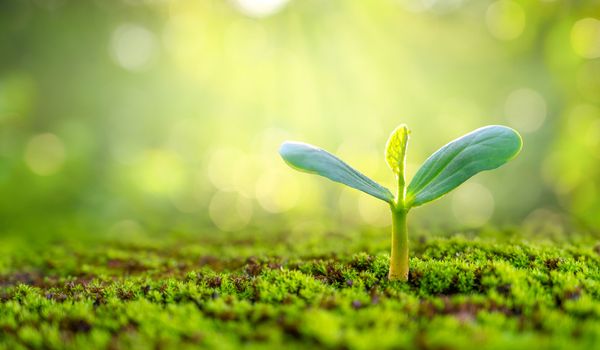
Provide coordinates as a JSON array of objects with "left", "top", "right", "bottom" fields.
[
  {"left": 388, "top": 207, "right": 409, "bottom": 281},
  {"left": 386, "top": 125, "right": 410, "bottom": 281},
  {"left": 389, "top": 133, "right": 409, "bottom": 281}
]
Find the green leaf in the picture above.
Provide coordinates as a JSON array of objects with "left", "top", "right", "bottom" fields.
[
  {"left": 406, "top": 125, "right": 522, "bottom": 207},
  {"left": 279, "top": 141, "right": 394, "bottom": 203},
  {"left": 385, "top": 124, "right": 410, "bottom": 187}
]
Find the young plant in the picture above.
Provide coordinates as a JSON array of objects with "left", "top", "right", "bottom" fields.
[{"left": 279, "top": 125, "right": 522, "bottom": 281}]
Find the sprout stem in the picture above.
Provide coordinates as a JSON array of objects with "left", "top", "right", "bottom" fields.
[{"left": 388, "top": 207, "right": 409, "bottom": 281}]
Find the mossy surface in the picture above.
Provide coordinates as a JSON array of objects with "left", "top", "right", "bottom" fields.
[{"left": 1, "top": 230, "right": 600, "bottom": 350}]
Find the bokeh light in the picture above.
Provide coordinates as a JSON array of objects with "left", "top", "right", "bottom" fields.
[
  {"left": 1, "top": 0, "right": 599, "bottom": 236},
  {"left": 232, "top": 0, "right": 290, "bottom": 18},
  {"left": 485, "top": 0, "right": 526, "bottom": 41},
  {"left": 504, "top": 88, "right": 547, "bottom": 133},
  {"left": 208, "top": 148, "right": 246, "bottom": 193},
  {"left": 255, "top": 168, "right": 300, "bottom": 213},
  {"left": 24, "top": 133, "right": 66, "bottom": 176},
  {"left": 110, "top": 24, "right": 158, "bottom": 71},
  {"left": 571, "top": 17, "right": 600, "bottom": 59}
]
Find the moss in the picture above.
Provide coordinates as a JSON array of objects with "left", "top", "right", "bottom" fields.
[{"left": 1, "top": 232, "right": 600, "bottom": 349}]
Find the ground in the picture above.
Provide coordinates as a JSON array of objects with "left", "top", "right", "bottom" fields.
[{"left": 1, "top": 228, "right": 600, "bottom": 350}]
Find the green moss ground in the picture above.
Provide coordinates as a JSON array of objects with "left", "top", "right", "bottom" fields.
[{"left": 1, "top": 229, "right": 600, "bottom": 349}]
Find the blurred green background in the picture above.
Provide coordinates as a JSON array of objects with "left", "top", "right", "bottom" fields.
[{"left": 0, "top": 0, "right": 599, "bottom": 240}]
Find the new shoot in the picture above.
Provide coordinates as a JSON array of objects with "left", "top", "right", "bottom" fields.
[{"left": 279, "top": 125, "right": 522, "bottom": 281}]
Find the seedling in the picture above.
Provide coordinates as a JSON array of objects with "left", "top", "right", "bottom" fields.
[{"left": 279, "top": 125, "right": 522, "bottom": 281}]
